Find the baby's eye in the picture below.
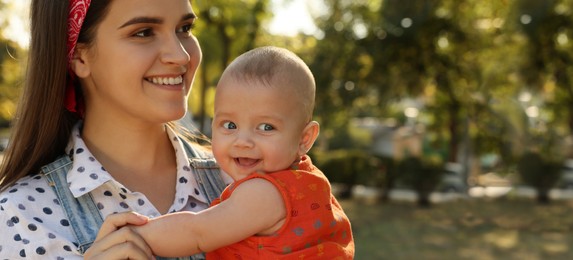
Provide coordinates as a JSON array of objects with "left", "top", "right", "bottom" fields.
[
  {"left": 223, "top": 122, "right": 237, "bottom": 130},
  {"left": 257, "top": 123, "right": 275, "bottom": 131}
]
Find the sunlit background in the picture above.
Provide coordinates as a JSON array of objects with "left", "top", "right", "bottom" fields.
[
  {"left": 1, "top": 0, "right": 318, "bottom": 46},
  {"left": 2, "top": 0, "right": 573, "bottom": 259}
]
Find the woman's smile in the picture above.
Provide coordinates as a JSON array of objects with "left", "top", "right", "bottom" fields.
[
  {"left": 146, "top": 75, "right": 183, "bottom": 85},
  {"left": 145, "top": 75, "right": 186, "bottom": 91}
]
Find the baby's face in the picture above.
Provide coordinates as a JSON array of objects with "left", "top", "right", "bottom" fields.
[{"left": 211, "top": 76, "right": 308, "bottom": 181}]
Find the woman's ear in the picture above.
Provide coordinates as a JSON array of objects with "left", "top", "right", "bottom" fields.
[
  {"left": 298, "top": 121, "right": 320, "bottom": 156},
  {"left": 70, "top": 44, "right": 91, "bottom": 78}
]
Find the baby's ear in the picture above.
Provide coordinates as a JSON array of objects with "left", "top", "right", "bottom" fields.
[
  {"left": 298, "top": 121, "right": 320, "bottom": 156},
  {"left": 70, "top": 44, "right": 91, "bottom": 78}
]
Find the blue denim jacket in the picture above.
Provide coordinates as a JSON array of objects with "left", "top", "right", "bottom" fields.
[{"left": 42, "top": 140, "right": 226, "bottom": 260}]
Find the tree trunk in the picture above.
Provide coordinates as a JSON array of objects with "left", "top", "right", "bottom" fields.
[
  {"left": 417, "top": 191, "right": 432, "bottom": 208},
  {"left": 338, "top": 185, "right": 353, "bottom": 200},
  {"left": 568, "top": 100, "right": 573, "bottom": 158},
  {"left": 379, "top": 174, "right": 395, "bottom": 203},
  {"left": 448, "top": 103, "right": 460, "bottom": 163},
  {"left": 244, "top": 0, "right": 265, "bottom": 51},
  {"left": 437, "top": 73, "right": 460, "bottom": 163},
  {"left": 568, "top": 103, "right": 573, "bottom": 137},
  {"left": 537, "top": 189, "right": 551, "bottom": 204}
]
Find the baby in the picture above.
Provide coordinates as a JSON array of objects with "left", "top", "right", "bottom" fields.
[{"left": 135, "top": 46, "right": 354, "bottom": 259}]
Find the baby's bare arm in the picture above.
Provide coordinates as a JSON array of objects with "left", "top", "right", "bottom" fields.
[{"left": 133, "top": 178, "right": 286, "bottom": 257}]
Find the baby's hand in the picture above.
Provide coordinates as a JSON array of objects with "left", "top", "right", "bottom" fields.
[{"left": 84, "top": 211, "right": 152, "bottom": 259}]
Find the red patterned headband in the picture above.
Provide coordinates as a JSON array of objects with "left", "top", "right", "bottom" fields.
[{"left": 65, "top": 0, "right": 91, "bottom": 115}]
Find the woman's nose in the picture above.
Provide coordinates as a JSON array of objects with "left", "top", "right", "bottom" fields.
[{"left": 160, "top": 35, "right": 191, "bottom": 65}]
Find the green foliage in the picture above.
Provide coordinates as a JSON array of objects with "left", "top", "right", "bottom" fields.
[
  {"left": 309, "top": 0, "right": 383, "bottom": 137},
  {"left": 397, "top": 156, "right": 445, "bottom": 193},
  {"left": 397, "top": 156, "right": 445, "bottom": 206},
  {"left": 311, "top": 149, "right": 383, "bottom": 198},
  {"left": 324, "top": 123, "right": 372, "bottom": 150},
  {"left": 0, "top": 35, "right": 24, "bottom": 126},
  {"left": 306, "top": 0, "right": 573, "bottom": 167},
  {"left": 510, "top": 0, "right": 573, "bottom": 145},
  {"left": 375, "top": 155, "right": 397, "bottom": 184},
  {"left": 315, "top": 0, "right": 487, "bottom": 162},
  {"left": 517, "top": 151, "right": 562, "bottom": 203}
]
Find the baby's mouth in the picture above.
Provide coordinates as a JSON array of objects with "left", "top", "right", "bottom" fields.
[{"left": 235, "top": 157, "right": 260, "bottom": 167}]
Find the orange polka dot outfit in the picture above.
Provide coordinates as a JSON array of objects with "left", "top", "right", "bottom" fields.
[{"left": 207, "top": 155, "right": 354, "bottom": 259}]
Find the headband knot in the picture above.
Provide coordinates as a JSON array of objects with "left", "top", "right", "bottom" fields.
[{"left": 65, "top": 0, "right": 91, "bottom": 115}]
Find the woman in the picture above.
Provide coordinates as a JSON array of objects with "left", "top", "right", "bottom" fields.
[{"left": 0, "top": 0, "right": 228, "bottom": 259}]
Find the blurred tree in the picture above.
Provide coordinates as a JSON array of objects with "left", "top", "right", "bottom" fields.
[
  {"left": 460, "top": 0, "right": 522, "bottom": 169},
  {"left": 366, "top": 0, "right": 483, "bottom": 163},
  {"left": 0, "top": 2, "right": 25, "bottom": 127},
  {"left": 517, "top": 151, "right": 562, "bottom": 204},
  {"left": 0, "top": 1, "right": 5, "bottom": 26},
  {"left": 310, "top": 0, "right": 379, "bottom": 150},
  {"left": 310, "top": 0, "right": 525, "bottom": 164},
  {"left": 0, "top": 39, "right": 23, "bottom": 127},
  {"left": 311, "top": 149, "right": 380, "bottom": 199},
  {"left": 511, "top": 0, "right": 573, "bottom": 158},
  {"left": 397, "top": 156, "right": 444, "bottom": 207}
]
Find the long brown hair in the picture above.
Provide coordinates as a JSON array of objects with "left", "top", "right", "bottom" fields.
[{"left": 0, "top": 0, "right": 111, "bottom": 191}]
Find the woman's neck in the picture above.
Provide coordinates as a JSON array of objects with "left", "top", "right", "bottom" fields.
[
  {"left": 81, "top": 119, "right": 176, "bottom": 178},
  {"left": 81, "top": 119, "right": 178, "bottom": 214}
]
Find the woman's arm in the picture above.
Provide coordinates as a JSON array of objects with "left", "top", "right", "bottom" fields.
[{"left": 134, "top": 178, "right": 286, "bottom": 257}]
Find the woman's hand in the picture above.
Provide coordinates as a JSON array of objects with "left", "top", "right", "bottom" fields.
[{"left": 84, "top": 211, "right": 153, "bottom": 260}]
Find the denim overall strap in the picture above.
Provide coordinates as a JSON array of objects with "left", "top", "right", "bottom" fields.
[
  {"left": 42, "top": 156, "right": 204, "bottom": 260},
  {"left": 180, "top": 140, "right": 227, "bottom": 203},
  {"left": 156, "top": 140, "right": 226, "bottom": 260},
  {"left": 41, "top": 140, "right": 224, "bottom": 259},
  {"left": 42, "top": 155, "right": 103, "bottom": 254}
]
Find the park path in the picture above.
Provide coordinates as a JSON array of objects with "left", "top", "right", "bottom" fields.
[{"left": 346, "top": 184, "right": 573, "bottom": 203}]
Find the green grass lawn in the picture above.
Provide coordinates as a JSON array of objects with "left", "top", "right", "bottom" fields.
[{"left": 341, "top": 197, "right": 573, "bottom": 260}]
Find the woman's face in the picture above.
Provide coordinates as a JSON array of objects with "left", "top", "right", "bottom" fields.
[{"left": 78, "top": 0, "right": 201, "bottom": 125}]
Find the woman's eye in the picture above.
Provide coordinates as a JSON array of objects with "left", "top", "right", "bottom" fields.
[
  {"left": 177, "top": 23, "right": 195, "bottom": 36},
  {"left": 257, "top": 124, "right": 274, "bottom": 131},
  {"left": 223, "top": 122, "right": 237, "bottom": 130},
  {"left": 134, "top": 28, "right": 153, "bottom": 38}
]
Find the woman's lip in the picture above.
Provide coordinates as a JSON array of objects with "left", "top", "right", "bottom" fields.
[{"left": 145, "top": 75, "right": 184, "bottom": 85}]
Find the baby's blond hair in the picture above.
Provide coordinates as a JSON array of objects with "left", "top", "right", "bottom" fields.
[{"left": 220, "top": 46, "right": 316, "bottom": 122}]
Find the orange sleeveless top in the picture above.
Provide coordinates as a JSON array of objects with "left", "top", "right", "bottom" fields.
[{"left": 206, "top": 155, "right": 354, "bottom": 259}]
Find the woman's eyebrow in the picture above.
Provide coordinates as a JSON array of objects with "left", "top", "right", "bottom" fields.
[
  {"left": 118, "top": 17, "right": 163, "bottom": 29},
  {"left": 118, "top": 13, "right": 196, "bottom": 29},
  {"left": 181, "top": 13, "right": 197, "bottom": 21}
]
